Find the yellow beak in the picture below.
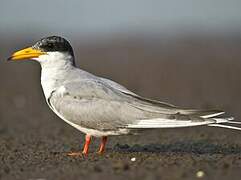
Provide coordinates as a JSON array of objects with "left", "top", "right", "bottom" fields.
[{"left": 8, "top": 47, "right": 46, "bottom": 61}]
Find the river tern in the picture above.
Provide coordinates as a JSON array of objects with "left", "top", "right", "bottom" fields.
[{"left": 8, "top": 36, "right": 241, "bottom": 155}]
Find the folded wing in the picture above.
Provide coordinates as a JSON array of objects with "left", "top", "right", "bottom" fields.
[{"left": 48, "top": 78, "right": 237, "bottom": 132}]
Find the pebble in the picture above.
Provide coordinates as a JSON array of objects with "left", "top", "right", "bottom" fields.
[
  {"left": 196, "top": 170, "right": 205, "bottom": 178},
  {"left": 131, "top": 157, "right": 136, "bottom": 162}
]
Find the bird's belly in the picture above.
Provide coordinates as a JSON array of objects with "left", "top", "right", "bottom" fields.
[{"left": 49, "top": 103, "right": 129, "bottom": 137}]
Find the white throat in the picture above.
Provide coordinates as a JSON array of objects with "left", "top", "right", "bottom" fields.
[
  {"left": 34, "top": 52, "right": 75, "bottom": 99},
  {"left": 35, "top": 51, "right": 74, "bottom": 68}
]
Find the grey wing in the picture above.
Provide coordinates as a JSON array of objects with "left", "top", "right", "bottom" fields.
[
  {"left": 48, "top": 80, "right": 166, "bottom": 131},
  {"left": 100, "top": 77, "right": 177, "bottom": 108},
  {"left": 100, "top": 77, "right": 224, "bottom": 117},
  {"left": 49, "top": 78, "right": 225, "bottom": 131}
]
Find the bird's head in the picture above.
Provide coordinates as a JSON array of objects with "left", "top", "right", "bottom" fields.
[{"left": 8, "top": 36, "right": 75, "bottom": 66}]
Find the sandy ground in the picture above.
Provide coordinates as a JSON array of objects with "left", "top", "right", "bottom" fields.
[
  {"left": 1, "top": 118, "right": 241, "bottom": 180},
  {"left": 1, "top": 34, "right": 241, "bottom": 180}
]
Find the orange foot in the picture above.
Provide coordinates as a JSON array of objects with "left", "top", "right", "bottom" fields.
[{"left": 68, "top": 135, "right": 92, "bottom": 157}]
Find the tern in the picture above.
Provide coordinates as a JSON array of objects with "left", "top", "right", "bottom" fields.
[{"left": 8, "top": 36, "right": 241, "bottom": 155}]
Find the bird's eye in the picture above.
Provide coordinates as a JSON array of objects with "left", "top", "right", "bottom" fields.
[{"left": 48, "top": 44, "right": 54, "bottom": 48}]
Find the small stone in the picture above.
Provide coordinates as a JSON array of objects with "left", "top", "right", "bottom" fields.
[
  {"left": 196, "top": 170, "right": 205, "bottom": 178},
  {"left": 131, "top": 157, "right": 136, "bottom": 162}
]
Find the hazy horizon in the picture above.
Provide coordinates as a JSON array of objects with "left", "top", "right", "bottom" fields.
[{"left": 1, "top": 0, "right": 241, "bottom": 39}]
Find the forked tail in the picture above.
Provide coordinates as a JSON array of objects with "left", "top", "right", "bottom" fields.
[
  {"left": 127, "top": 110, "right": 241, "bottom": 130},
  {"left": 208, "top": 117, "right": 241, "bottom": 130}
]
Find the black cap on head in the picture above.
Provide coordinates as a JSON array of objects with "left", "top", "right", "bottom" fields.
[{"left": 32, "top": 36, "right": 74, "bottom": 55}]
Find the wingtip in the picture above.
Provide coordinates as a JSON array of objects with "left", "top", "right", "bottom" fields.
[
  {"left": 208, "top": 124, "right": 241, "bottom": 131},
  {"left": 201, "top": 111, "right": 225, "bottom": 118}
]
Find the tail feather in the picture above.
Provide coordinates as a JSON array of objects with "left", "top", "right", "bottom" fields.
[
  {"left": 180, "top": 109, "right": 225, "bottom": 118},
  {"left": 208, "top": 124, "right": 241, "bottom": 131},
  {"left": 127, "top": 118, "right": 213, "bottom": 128},
  {"left": 208, "top": 117, "right": 241, "bottom": 131},
  {"left": 201, "top": 112, "right": 225, "bottom": 118},
  {"left": 213, "top": 117, "right": 234, "bottom": 123},
  {"left": 175, "top": 110, "right": 241, "bottom": 131},
  {"left": 127, "top": 112, "right": 241, "bottom": 131},
  {"left": 226, "top": 121, "right": 241, "bottom": 125}
]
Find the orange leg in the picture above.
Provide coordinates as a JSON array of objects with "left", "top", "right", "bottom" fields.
[
  {"left": 97, "top": 136, "right": 107, "bottom": 154},
  {"left": 82, "top": 134, "right": 91, "bottom": 155},
  {"left": 68, "top": 134, "right": 91, "bottom": 156}
]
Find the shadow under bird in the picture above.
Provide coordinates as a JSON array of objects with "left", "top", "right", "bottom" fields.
[{"left": 8, "top": 36, "right": 241, "bottom": 155}]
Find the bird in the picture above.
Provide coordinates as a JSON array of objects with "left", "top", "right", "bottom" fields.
[{"left": 8, "top": 36, "right": 241, "bottom": 155}]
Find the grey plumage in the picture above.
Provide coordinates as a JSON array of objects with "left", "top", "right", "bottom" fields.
[
  {"left": 9, "top": 36, "right": 239, "bottom": 138},
  {"left": 46, "top": 66, "right": 235, "bottom": 136}
]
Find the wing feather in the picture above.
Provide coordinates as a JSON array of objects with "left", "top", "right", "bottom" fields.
[{"left": 48, "top": 78, "right": 227, "bottom": 132}]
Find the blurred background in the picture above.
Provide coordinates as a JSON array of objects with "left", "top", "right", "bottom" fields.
[{"left": 1, "top": 1, "right": 241, "bottom": 179}]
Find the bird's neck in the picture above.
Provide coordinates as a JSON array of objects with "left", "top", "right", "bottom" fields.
[{"left": 40, "top": 55, "right": 75, "bottom": 99}]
